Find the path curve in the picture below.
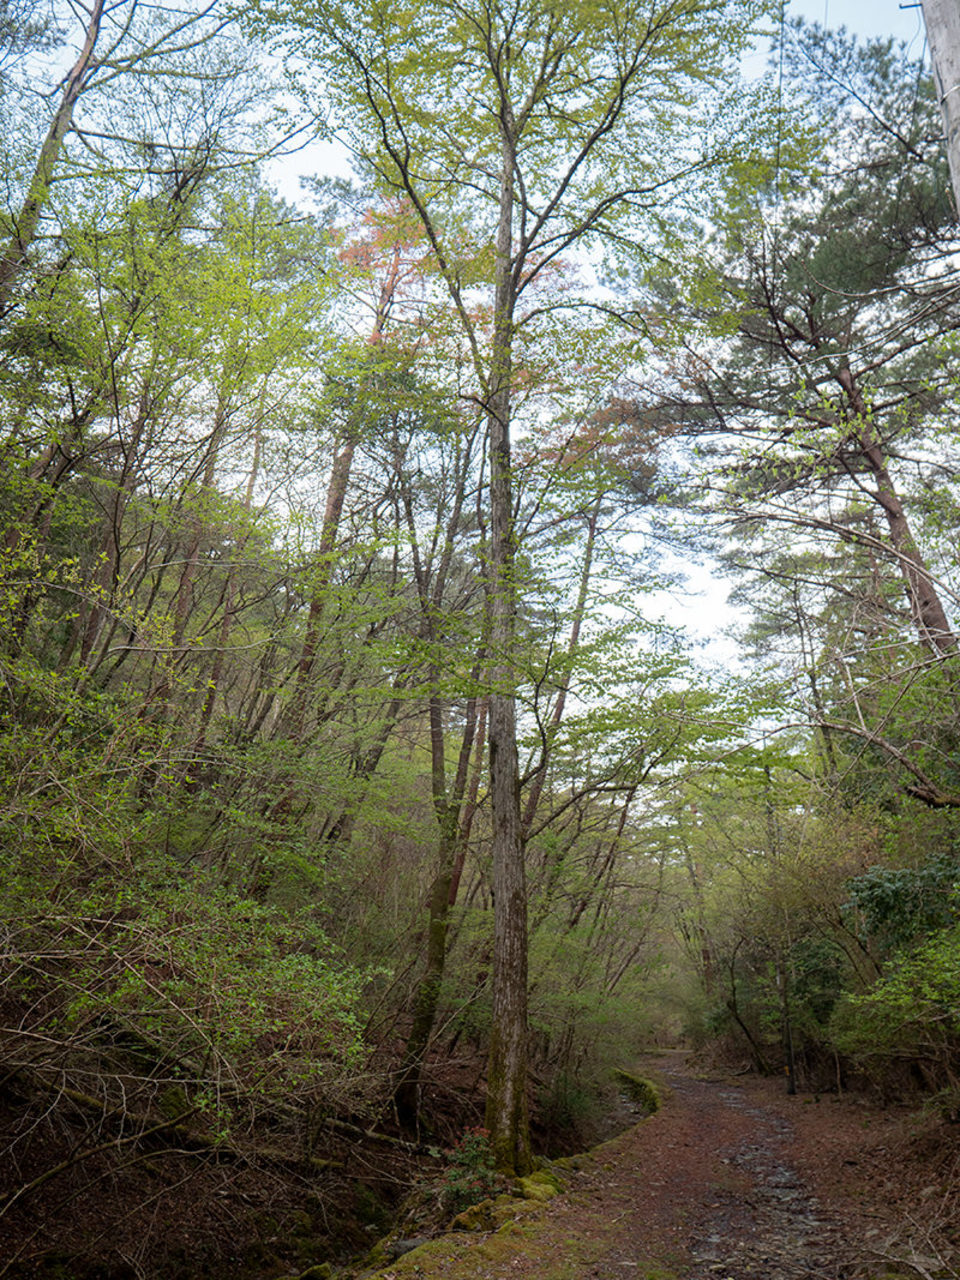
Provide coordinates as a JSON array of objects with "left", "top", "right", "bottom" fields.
[
  {"left": 367, "top": 1055, "right": 908, "bottom": 1280},
  {"left": 553, "top": 1059, "right": 857, "bottom": 1280}
]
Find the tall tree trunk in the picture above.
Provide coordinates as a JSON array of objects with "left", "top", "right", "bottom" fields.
[
  {"left": 484, "top": 120, "right": 531, "bottom": 1178},
  {"left": 394, "top": 680, "right": 484, "bottom": 1128},
  {"left": 0, "top": 0, "right": 104, "bottom": 311},
  {"left": 838, "top": 367, "right": 955, "bottom": 657},
  {"left": 790, "top": 585, "right": 840, "bottom": 786},
  {"left": 921, "top": 0, "right": 960, "bottom": 214}
]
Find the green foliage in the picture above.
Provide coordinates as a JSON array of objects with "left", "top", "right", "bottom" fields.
[
  {"left": 437, "top": 1126, "right": 500, "bottom": 1213},
  {"left": 0, "top": 845, "right": 375, "bottom": 1116},
  {"left": 831, "top": 921, "right": 960, "bottom": 1082},
  {"left": 0, "top": 657, "right": 380, "bottom": 1135},
  {"left": 4, "top": 6, "right": 960, "bottom": 1269},
  {"left": 844, "top": 855, "right": 960, "bottom": 958},
  {"left": 789, "top": 936, "right": 845, "bottom": 1032}
]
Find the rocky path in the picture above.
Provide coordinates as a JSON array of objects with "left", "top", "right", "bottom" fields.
[
  {"left": 365, "top": 1056, "right": 953, "bottom": 1280},
  {"left": 670, "top": 1072, "right": 852, "bottom": 1280},
  {"left": 558, "top": 1062, "right": 860, "bottom": 1280}
]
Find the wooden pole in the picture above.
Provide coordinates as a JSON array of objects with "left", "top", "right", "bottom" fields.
[{"left": 921, "top": 0, "right": 960, "bottom": 215}]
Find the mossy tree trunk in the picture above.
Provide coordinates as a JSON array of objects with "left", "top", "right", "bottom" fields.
[{"left": 484, "top": 119, "right": 531, "bottom": 1178}]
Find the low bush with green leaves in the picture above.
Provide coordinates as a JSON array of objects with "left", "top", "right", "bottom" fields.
[
  {"left": 438, "top": 1126, "right": 500, "bottom": 1213},
  {"left": 0, "top": 852, "right": 379, "bottom": 1132},
  {"left": 831, "top": 920, "right": 960, "bottom": 1092}
]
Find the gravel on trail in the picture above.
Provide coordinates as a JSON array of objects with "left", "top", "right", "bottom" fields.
[{"left": 563, "top": 1062, "right": 864, "bottom": 1280}]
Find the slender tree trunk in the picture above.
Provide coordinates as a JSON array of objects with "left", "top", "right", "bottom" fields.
[
  {"left": 726, "top": 942, "right": 771, "bottom": 1073},
  {"left": 146, "top": 398, "right": 229, "bottom": 717},
  {"left": 174, "top": 397, "right": 234, "bottom": 654},
  {"left": 449, "top": 698, "right": 487, "bottom": 910},
  {"left": 283, "top": 244, "right": 403, "bottom": 740},
  {"left": 282, "top": 428, "right": 359, "bottom": 739},
  {"left": 484, "top": 120, "right": 531, "bottom": 1178},
  {"left": 3, "top": 403, "right": 97, "bottom": 657},
  {"left": 777, "top": 955, "right": 797, "bottom": 1096},
  {"left": 194, "top": 420, "right": 263, "bottom": 753},
  {"left": 0, "top": 0, "right": 104, "bottom": 311},
  {"left": 321, "top": 691, "right": 405, "bottom": 844},
  {"left": 682, "top": 842, "right": 716, "bottom": 1001},
  {"left": 76, "top": 383, "right": 155, "bottom": 667},
  {"left": 838, "top": 367, "right": 955, "bottom": 656},
  {"left": 791, "top": 587, "right": 840, "bottom": 785},
  {"left": 394, "top": 680, "right": 484, "bottom": 1128},
  {"left": 522, "top": 493, "right": 601, "bottom": 835}
]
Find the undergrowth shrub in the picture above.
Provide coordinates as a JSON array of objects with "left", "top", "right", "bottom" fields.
[
  {"left": 0, "top": 852, "right": 381, "bottom": 1129},
  {"left": 831, "top": 920, "right": 960, "bottom": 1095},
  {"left": 438, "top": 1126, "right": 499, "bottom": 1212}
]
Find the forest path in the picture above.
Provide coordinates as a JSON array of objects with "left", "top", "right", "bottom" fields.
[{"left": 365, "top": 1053, "right": 937, "bottom": 1280}]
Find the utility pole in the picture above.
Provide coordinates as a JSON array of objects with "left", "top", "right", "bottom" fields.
[{"left": 920, "top": 0, "right": 960, "bottom": 216}]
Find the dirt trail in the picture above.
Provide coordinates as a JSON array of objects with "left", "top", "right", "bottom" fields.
[
  {"left": 364, "top": 1053, "right": 951, "bottom": 1280},
  {"left": 663, "top": 1069, "right": 851, "bottom": 1280},
  {"left": 535, "top": 1060, "right": 858, "bottom": 1280}
]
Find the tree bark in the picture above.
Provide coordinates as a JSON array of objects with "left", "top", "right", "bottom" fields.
[
  {"left": 484, "top": 116, "right": 531, "bottom": 1177},
  {"left": 921, "top": 0, "right": 960, "bottom": 215},
  {"left": 394, "top": 674, "right": 485, "bottom": 1127},
  {"left": 838, "top": 366, "right": 956, "bottom": 657},
  {"left": 0, "top": 0, "right": 104, "bottom": 311}
]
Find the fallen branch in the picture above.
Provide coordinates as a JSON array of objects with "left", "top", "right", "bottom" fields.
[
  {"left": 0, "top": 1075, "right": 341, "bottom": 1221},
  {"left": 323, "top": 1115, "right": 433, "bottom": 1154}
]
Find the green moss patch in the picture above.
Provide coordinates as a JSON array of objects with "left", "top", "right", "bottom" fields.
[
  {"left": 613, "top": 1069, "right": 661, "bottom": 1115},
  {"left": 516, "top": 1170, "right": 562, "bottom": 1202}
]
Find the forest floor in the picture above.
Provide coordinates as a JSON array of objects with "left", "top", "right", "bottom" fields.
[{"left": 356, "top": 1051, "right": 960, "bottom": 1280}]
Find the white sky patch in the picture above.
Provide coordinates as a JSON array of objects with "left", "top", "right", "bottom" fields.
[{"left": 649, "top": 560, "right": 747, "bottom": 669}]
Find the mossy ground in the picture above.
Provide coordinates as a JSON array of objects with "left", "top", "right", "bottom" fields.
[
  {"left": 358, "top": 1217, "right": 679, "bottom": 1280},
  {"left": 355, "top": 1123, "right": 682, "bottom": 1280}
]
